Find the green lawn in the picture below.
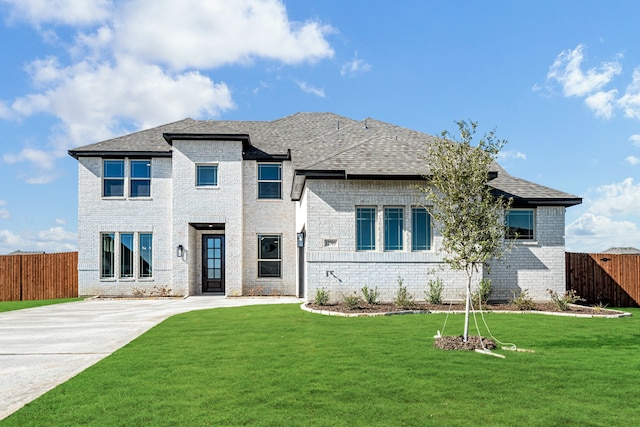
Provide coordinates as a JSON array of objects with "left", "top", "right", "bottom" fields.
[
  {"left": 0, "top": 298, "right": 83, "bottom": 313},
  {"left": 4, "top": 305, "right": 639, "bottom": 426}
]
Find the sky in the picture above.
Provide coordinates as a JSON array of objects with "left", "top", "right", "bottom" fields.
[{"left": 1, "top": 0, "right": 640, "bottom": 254}]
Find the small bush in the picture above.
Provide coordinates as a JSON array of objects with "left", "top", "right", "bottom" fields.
[
  {"left": 426, "top": 277, "right": 444, "bottom": 304},
  {"left": 471, "top": 279, "right": 491, "bottom": 308},
  {"left": 547, "top": 288, "right": 584, "bottom": 311},
  {"left": 394, "top": 277, "right": 415, "bottom": 309},
  {"left": 132, "top": 287, "right": 147, "bottom": 297},
  {"left": 150, "top": 285, "right": 172, "bottom": 297},
  {"left": 315, "top": 287, "right": 330, "bottom": 306},
  {"left": 511, "top": 289, "right": 536, "bottom": 311},
  {"left": 343, "top": 291, "right": 363, "bottom": 309},
  {"left": 591, "top": 301, "right": 609, "bottom": 313},
  {"left": 361, "top": 285, "right": 380, "bottom": 305}
]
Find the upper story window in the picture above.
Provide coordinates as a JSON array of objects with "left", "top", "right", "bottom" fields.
[
  {"left": 506, "top": 209, "right": 535, "bottom": 240},
  {"left": 384, "top": 207, "right": 404, "bottom": 251},
  {"left": 257, "top": 163, "right": 282, "bottom": 199},
  {"left": 356, "top": 207, "right": 376, "bottom": 251},
  {"left": 103, "top": 159, "right": 151, "bottom": 198},
  {"left": 412, "top": 207, "right": 432, "bottom": 251},
  {"left": 130, "top": 160, "right": 151, "bottom": 197},
  {"left": 196, "top": 164, "right": 218, "bottom": 187},
  {"left": 103, "top": 160, "right": 125, "bottom": 197}
]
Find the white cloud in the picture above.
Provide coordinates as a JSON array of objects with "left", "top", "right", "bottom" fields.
[
  {"left": 547, "top": 44, "right": 622, "bottom": 97},
  {"left": 341, "top": 54, "right": 371, "bottom": 77},
  {"left": 1, "top": 0, "right": 113, "bottom": 25},
  {"left": 2, "top": 0, "right": 336, "bottom": 181},
  {"left": 7, "top": 57, "right": 234, "bottom": 170},
  {"left": 567, "top": 178, "right": 640, "bottom": 251},
  {"left": 630, "top": 134, "right": 640, "bottom": 146},
  {"left": 114, "top": 0, "right": 335, "bottom": 70},
  {"left": 295, "top": 80, "right": 326, "bottom": 97},
  {"left": 618, "top": 68, "right": 640, "bottom": 119},
  {"left": 0, "top": 226, "right": 77, "bottom": 254},
  {"left": 4, "top": 147, "right": 56, "bottom": 170},
  {"left": 588, "top": 178, "right": 640, "bottom": 217},
  {"left": 585, "top": 90, "right": 618, "bottom": 118},
  {"left": 37, "top": 226, "right": 76, "bottom": 242},
  {"left": 498, "top": 150, "right": 526, "bottom": 161},
  {"left": 566, "top": 213, "right": 640, "bottom": 252},
  {"left": 625, "top": 155, "right": 640, "bottom": 165}
]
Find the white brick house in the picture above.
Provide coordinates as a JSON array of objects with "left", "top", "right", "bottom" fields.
[{"left": 69, "top": 113, "right": 581, "bottom": 301}]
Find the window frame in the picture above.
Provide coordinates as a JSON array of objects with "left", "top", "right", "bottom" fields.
[
  {"left": 505, "top": 208, "right": 536, "bottom": 240},
  {"left": 356, "top": 207, "right": 376, "bottom": 251},
  {"left": 257, "top": 163, "right": 282, "bottom": 200},
  {"left": 129, "top": 159, "right": 151, "bottom": 198},
  {"left": 384, "top": 207, "right": 404, "bottom": 251},
  {"left": 257, "top": 234, "right": 282, "bottom": 278},
  {"left": 196, "top": 163, "right": 219, "bottom": 187},
  {"left": 411, "top": 206, "right": 432, "bottom": 251},
  {"left": 139, "top": 233, "right": 153, "bottom": 279},
  {"left": 100, "top": 232, "right": 153, "bottom": 280},
  {"left": 102, "top": 159, "right": 125, "bottom": 198},
  {"left": 119, "top": 232, "right": 134, "bottom": 279},
  {"left": 101, "top": 233, "right": 115, "bottom": 279}
]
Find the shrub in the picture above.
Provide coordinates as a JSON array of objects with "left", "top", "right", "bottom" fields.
[
  {"left": 361, "top": 285, "right": 380, "bottom": 305},
  {"left": 510, "top": 289, "right": 536, "bottom": 311},
  {"left": 150, "top": 285, "right": 172, "bottom": 297},
  {"left": 426, "top": 277, "right": 444, "bottom": 304},
  {"left": 547, "top": 288, "right": 584, "bottom": 311},
  {"left": 471, "top": 279, "right": 491, "bottom": 308},
  {"left": 132, "top": 287, "right": 147, "bottom": 298},
  {"left": 394, "top": 277, "right": 415, "bottom": 309},
  {"left": 315, "top": 287, "right": 330, "bottom": 306},
  {"left": 343, "top": 291, "right": 362, "bottom": 310}
]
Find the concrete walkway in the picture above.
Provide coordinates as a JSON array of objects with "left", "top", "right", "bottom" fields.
[{"left": 0, "top": 296, "right": 301, "bottom": 420}]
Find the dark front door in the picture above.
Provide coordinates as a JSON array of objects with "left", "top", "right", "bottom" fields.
[{"left": 202, "top": 235, "right": 225, "bottom": 293}]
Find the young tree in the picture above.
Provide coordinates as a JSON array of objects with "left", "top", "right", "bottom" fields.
[{"left": 418, "top": 121, "right": 512, "bottom": 342}]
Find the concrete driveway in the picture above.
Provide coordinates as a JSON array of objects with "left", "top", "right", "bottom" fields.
[{"left": 0, "top": 296, "right": 301, "bottom": 420}]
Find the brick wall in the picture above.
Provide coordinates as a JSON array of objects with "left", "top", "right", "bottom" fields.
[
  {"left": 301, "top": 179, "right": 476, "bottom": 303},
  {"left": 76, "top": 156, "right": 173, "bottom": 296},
  {"left": 242, "top": 161, "right": 297, "bottom": 296},
  {"left": 171, "top": 139, "right": 244, "bottom": 296},
  {"left": 487, "top": 206, "right": 567, "bottom": 301},
  {"left": 300, "top": 180, "right": 567, "bottom": 303}
]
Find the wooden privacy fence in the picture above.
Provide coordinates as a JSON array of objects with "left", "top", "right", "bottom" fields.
[
  {"left": 566, "top": 252, "right": 640, "bottom": 307},
  {"left": 0, "top": 252, "right": 78, "bottom": 301}
]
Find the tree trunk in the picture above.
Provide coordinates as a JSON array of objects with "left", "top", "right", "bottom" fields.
[{"left": 463, "top": 270, "right": 472, "bottom": 342}]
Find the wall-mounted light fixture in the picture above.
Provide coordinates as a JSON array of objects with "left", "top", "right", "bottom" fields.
[{"left": 177, "top": 245, "right": 184, "bottom": 258}]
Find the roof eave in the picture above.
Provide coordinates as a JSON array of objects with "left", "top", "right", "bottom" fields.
[
  {"left": 162, "top": 133, "right": 251, "bottom": 145},
  {"left": 68, "top": 150, "right": 172, "bottom": 159}
]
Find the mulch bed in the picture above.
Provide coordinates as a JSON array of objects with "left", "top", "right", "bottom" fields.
[{"left": 305, "top": 301, "right": 612, "bottom": 315}]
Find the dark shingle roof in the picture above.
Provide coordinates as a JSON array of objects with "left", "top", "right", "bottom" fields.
[{"left": 68, "top": 112, "right": 581, "bottom": 206}]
